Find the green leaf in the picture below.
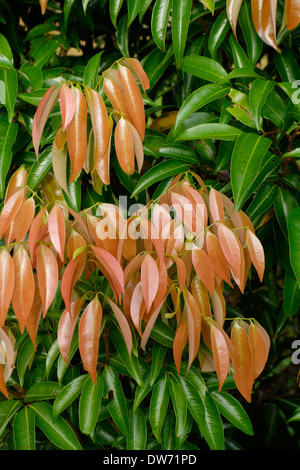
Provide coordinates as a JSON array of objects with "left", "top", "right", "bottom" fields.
[
  {"left": 150, "top": 319, "right": 175, "bottom": 347},
  {"left": 127, "top": 0, "right": 139, "bottom": 26},
  {"left": 274, "top": 187, "right": 298, "bottom": 240},
  {"left": 109, "top": 0, "right": 124, "bottom": 28},
  {"left": 17, "top": 338, "right": 36, "bottom": 388},
  {"left": 230, "top": 133, "right": 275, "bottom": 210},
  {"left": 229, "top": 34, "right": 253, "bottom": 70},
  {"left": 0, "top": 68, "right": 18, "bottom": 122},
  {"left": 238, "top": 0, "right": 263, "bottom": 67},
  {"left": 0, "top": 33, "right": 13, "bottom": 64},
  {"left": 27, "top": 146, "right": 52, "bottom": 190},
  {"left": 29, "top": 401, "right": 83, "bottom": 450},
  {"left": 168, "top": 374, "right": 187, "bottom": 437},
  {"left": 79, "top": 374, "right": 104, "bottom": 435},
  {"left": 83, "top": 51, "right": 104, "bottom": 90},
  {"left": 283, "top": 272, "right": 300, "bottom": 317},
  {"left": 151, "top": 0, "right": 172, "bottom": 51},
  {"left": 117, "top": 14, "right": 129, "bottom": 57},
  {"left": 211, "top": 390, "right": 254, "bottom": 435},
  {"left": 249, "top": 79, "right": 275, "bottom": 130},
  {"left": 0, "top": 400, "right": 23, "bottom": 437},
  {"left": 131, "top": 160, "right": 190, "bottom": 197},
  {"left": 133, "top": 367, "right": 153, "bottom": 413},
  {"left": 31, "top": 38, "right": 60, "bottom": 69},
  {"left": 0, "top": 117, "right": 18, "bottom": 198},
  {"left": 150, "top": 342, "right": 167, "bottom": 386},
  {"left": 287, "top": 207, "right": 300, "bottom": 289},
  {"left": 127, "top": 407, "right": 147, "bottom": 450},
  {"left": 208, "top": 9, "right": 230, "bottom": 59},
  {"left": 110, "top": 324, "right": 143, "bottom": 387},
  {"left": 172, "top": 0, "right": 192, "bottom": 68},
  {"left": 63, "top": 0, "right": 77, "bottom": 31},
  {"left": 174, "top": 84, "right": 230, "bottom": 135},
  {"left": 142, "top": 45, "right": 174, "bottom": 88},
  {"left": 24, "top": 382, "right": 62, "bottom": 402},
  {"left": 149, "top": 374, "right": 169, "bottom": 443},
  {"left": 262, "top": 89, "right": 287, "bottom": 128},
  {"left": 53, "top": 375, "right": 89, "bottom": 417},
  {"left": 102, "top": 365, "right": 129, "bottom": 435},
  {"left": 161, "top": 413, "right": 176, "bottom": 450},
  {"left": 274, "top": 47, "right": 300, "bottom": 83},
  {"left": 13, "top": 407, "right": 35, "bottom": 450},
  {"left": 45, "top": 340, "right": 60, "bottom": 380},
  {"left": 246, "top": 183, "right": 279, "bottom": 223},
  {"left": 175, "top": 123, "right": 244, "bottom": 142},
  {"left": 158, "top": 143, "right": 198, "bottom": 164},
  {"left": 180, "top": 55, "right": 228, "bottom": 83}
]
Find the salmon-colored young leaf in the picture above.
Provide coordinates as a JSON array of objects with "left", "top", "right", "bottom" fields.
[
  {"left": 79, "top": 296, "right": 102, "bottom": 384},
  {"left": 184, "top": 289, "right": 202, "bottom": 370},
  {"left": 209, "top": 188, "right": 225, "bottom": 224},
  {"left": 231, "top": 322, "right": 254, "bottom": 403},
  {"left": 191, "top": 247, "right": 215, "bottom": 296},
  {"left": 107, "top": 298, "right": 132, "bottom": 356},
  {"left": 61, "top": 256, "right": 86, "bottom": 315},
  {"left": 60, "top": 83, "right": 76, "bottom": 131},
  {"left": 286, "top": 0, "right": 300, "bottom": 30},
  {"left": 48, "top": 204, "right": 66, "bottom": 263},
  {"left": 210, "top": 323, "right": 230, "bottom": 391},
  {"left": 103, "top": 78, "right": 133, "bottom": 123},
  {"left": 217, "top": 223, "right": 244, "bottom": 287},
  {"left": 246, "top": 229, "right": 265, "bottom": 282},
  {"left": 67, "top": 86, "right": 87, "bottom": 182},
  {"left": 251, "top": 0, "right": 280, "bottom": 51},
  {"left": 141, "top": 254, "right": 159, "bottom": 312},
  {"left": 85, "top": 87, "right": 110, "bottom": 168},
  {"left": 0, "top": 250, "right": 15, "bottom": 327},
  {"left": 206, "top": 231, "right": 233, "bottom": 287},
  {"left": 114, "top": 117, "right": 135, "bottom": 175},
  {"left": 91, "top": 246, "right": 124, "bottom": 302},
  {"left": 13, "top": 197, "right": 35, "bottom": 242},
  {"left": 248, "top": 322, "right": 268, "bottom": 379},
  {"left": 26, "top": 283, "right": 43, "bottom": 350},
  {"left": 36, "top": 244, "right": 59, "bottom": 318},
  {"left": 0, "top": 188, "right": 25, "bottom": 239},
  {"left": 58, "top": 297, "right": 84, "bottom": 363},
  {"left": 0, "top": 366, "right": 8, "bottom": 398},
  {"left": 28, "top": 206, "right": 47, "bottom": 264}
]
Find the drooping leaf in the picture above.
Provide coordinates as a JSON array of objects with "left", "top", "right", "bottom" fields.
[
  {"left": 79, "top": 374, "right": 104, "bottom": 435},
  {"left": 57, "top": 297, "right": 84, "bottom": 363},
  {"left": 114, "top": 117, "right": 135, "bottom": 175},
  {"left": 248, "top": 322, "right": 268, "bottom": 379},
  {"left": 287, "top": 207, "right": 300, "bottom": 289},
  {"left": 251, "top": 0, "right": 280, "bottom": 51},
  {"left": 0, "top": 118, "right": 18, "bottom": 198},
  {"left": 60, "top": 83, "right": 76, "bottom": 131},
  {"left": 141, "top": 254, "right": 159, "bottom": 313},
  {"left": 0, "top": 249, "right": 15, "bottom": 327},
  {"left": 67, "top": 86, "right": 87, "bottom": 183},
  {"left": 36, "top": 244, "right": 59, "bottom": 317},
  {"left": 149, "top": 374, "right": 169, "bottom": 443},
  {"left": 151, "top": 0, "right": 172, "bottom": 51},
  {"left": 48, "top": 204, "right": 66, "bottom": 263},
  {"left": 13, "top": 406, "right": 36, "bottom": 450},
  {"left": 12, "top": 246, "right": 35, "bottom": 333},
  {"left": 172, "top": 0, "right": 192, "bottom": 68},
  {"left": 210, "top": 323, "right": 230, "bottom": 391},
  {"left": 173, "top": 319, "right": 188, "bottom": 375},
  {"left": 231, "top": 322, "right": 254, "bottom": 402},
  {"left": 191, "top": 247, "right": 215, "bottom": 296},
  {"left": 246, "top": 229, "right": 265, "bottom": 282}
]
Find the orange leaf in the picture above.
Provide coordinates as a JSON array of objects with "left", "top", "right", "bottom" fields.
[
  {"left": 11, "top": 246, "right": 35, "bottom": 333},
  {"left": 173, "top": 319, "right": 188, "bottom": 375},
  {"left": 91, "top": 246, "right": 124, "bottom": 302},
  {"left": 217, "top": 223, "right": 244, "bottom": 288},
  {"left": 251, "top": 0, "right": 280, "bottom": 51},
  {"left": 130, "top": 281, "right": 146, "bottom": 335},
  {"left": 94, "top": 114, "right": 113, "bottom": 185},
  {"left": 191, "top": 246, "right": 215, "bottom": 296},
  {"left": 107, "top": 298, "right": 133, "bottom": 356},
  {"left": 246, "top": 229, "right": 265, "bottom": 282},
  {"left": 39, "top": 0, "right": 48, "bottom": 14},
  {"left": 4, "top": 167, "right": 28, "bottom": 204},
  {"left": 211, "top": 284, "right": 226, "bottom": 327},
  {"left": 13, "top": 197, "right": 36, "bottom": 242},
  {"left": 67, "top": 229, "right": 86, "bottom": 260},
  {"left": 173, "top": 254, "right": 186, "bottom": 292},
  {"left": 61, "top": 256, "right": 86, "bottom": 315},
  {"left": 231, "top": 322, "right": 254, "bottom": 403},
  {"left": 0, "top": 250, "right": 15, "bottom": 327},
  {"left": 54, "top": 125, "right": 68, "bottom": 151},
  {"left": 60, "top": 83, "right": 76, "bottom": 131},
  {"left": 171, "top": 192, "right": 205, "bottom": 240},
  {"left": 206, "top": 231, "right": 233, "bottom": 287},
  {"left": 103, "top": 78, "right": 133, "bottom": 124},
  {"left": 181, "top": 183, "right": 208, "bottom": 228},
  {"left": 210, "top": 323, "right": 230, "bottom": 391},
  {"left": 26, "top": 282, "right": 43, "bottom": 350},
  {"left": 0, "top": 188, "right": 25, "bottom": 238},
  {"left": 209, "top": 188, "right": 225, "bottom": 224},
  {"left": 248, "top": 322, "right": 268, "bottom": 379},
  {"left": 36, "top": 244, "right": 59, "bottom": 318},
  {"left": 117, "top": 64, "right": 145, "bottom": 141},
  {"left": 85, "top": 87, "right": 110, "bottom": 168},
  {"left": 52, "top": 140, "right": 69, "bottom": 196},
  {"left": 28, "top": 206, "right": 47, "bottom": 264},
  {"left": 0, "top": 366, "right": 8, "bottom": 398},
  {"left": 58, "top": 297, "right": 84, "bottom": 363},
  {"left": 141, "top": 254, "right": 159, "bottom": 312},
  {"left": 48, "top": 204, "right": 66, "bottom": 262},
  {"left": 138, "top": 217, "right": 165, "bottom": 268},
  {"left": 67, "top": 86, "right": 87, "bottom": 183},
  {"left": 79, "top": 296, "right": 102, "bottom": 384},
  {"left": 128, "top": 122, "right": 144, "bottom": 173},
  {"left": 191, "top": 275, "right": 212, "bottom": 348},
  {"left": 119, "top": 58, "right": 150, "bottom": 93},
  {"left": 114, "top": 117, "right": 135, "bottom": 175},
  {"left": 32, "top": 84, "right": 62, "bottom": 158},
  {"left": 184, "top": 289, "right": 201, "bottom": 370},
  {"left": 286, "top": 0, "right": 300, "bottom": 30}
]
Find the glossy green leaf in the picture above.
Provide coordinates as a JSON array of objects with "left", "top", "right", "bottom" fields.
[
  {"left": 274, "top": 187, "right": 298, "bottom": 239},
  {"left": 174, "top": 84, "right": 230, "bottom": 135},
  {"left": 63, "top": 0, "right": 76, "bottom": 31},
  {"left": 117, "top": 14, "right": 129, "bottom": 57},
  {"left": 161, "top": 413, "right": 176, "bottom": 450},
  {"left": 158, "top": 143, "right": 198, "bottom": 164},
  {"left": 287, "top": 207, "right": 300, "bottom": 289},
  {"left": 151, "top": 0, "right": 172, "bottom": 51},
  {"left": 175, "top": 123, "right": 243, "bottom": 143},
  {"left": 172, "top": 0, "right": 192, "bottom": 68},
  {"left": 262, "top": 89, "right": 287, "bottom": 128},
  {"left": 83, "top": 51, "right": 104, "bottom": 90},
  {"left": 102, "top": 365, "right": 129, "bottom": 435},
  {"left": 168, "top": 374, "right": 187, "bottom": 437},
  {"left": 246, "top": 183, "right": 279, "bottom": 223},
  {"left": 127, "top": 0, "right": 139, "bottom": 26},
  {"left": 249, "top": 79, "right": 275, "bottom": 130},
  {"left": 133, "top": 367, "right": 153, "bottom": 413},
  {"left": 150, "top": 319, "right": 175, "bottom": 347},
  {"left": 229, "top": 34, "right": 253, "bottom": 70},
  {"left": 180, "top": 55, "right": 228, "bottom": 83},
  {"left": 238, "top": 0, "right": 263, "bottom": 66},
  {"left": 109, "top": 0, "right": 124, "bottom": 28},
  {"left": 142, "top": 45, "right": 174, "bottom": 88},
  {"left": 53, "top": 375, "right": 89, "bottom": 417},
  {"left": 27, "top": 146, "right": 52, "bottom": 190},
  {"left": 231, "top": 133, "right": 276, "bottom": 210},
  {"left": 274, "top": 47, "right": 300, "bottom": 83},
  {"left": 0, "top": 400, "right": 23, "bottom": 437},
  {"left": 0, "top": 117, "right": 18, "bottom": 198},
  {"left": 24, "top": 382, "right": 62, "bottom": 402},
  {"left": 13, "top": 407, "right": 35, "bottom": 450},
  {"left": 29, "top": 401, "right": 83, "bottom": 450},
  {"left": 45, "top": 340, "right": 60, "bottom": 380},
  {"left": 0, "top": 33, "right": 13, "bottom": 64},
  {"left": 79, "top": 374, "right": 104, "bottom": 435},
  {"left": 208, "top": 9, "right": 230, "bottom": 59},
  {"left": 31, "top": 38, "right": 60, "bottom": 69},
  {"left": 283, "top": 272, "right": 300, "bottom": 317},
  {"left": 150, "top": 342, "right": 167, "bottom": 386},
  {"left": 131, "top": 160, "right": 189, "bottom": 197},
  {"left": 0, "top": 68, "right": 18, "bottom": 122},
  {"left": 149, "top": 374, "right": 169, "bottom": 443},
  {"left": 211, "top": 390, "right": 254, "bottom": 435},
  {"left": 127, "top": 407, "right": 147, "bottom": 450},
  {"left": 17, "top": 338, "right": 36, "bottom": 388}
]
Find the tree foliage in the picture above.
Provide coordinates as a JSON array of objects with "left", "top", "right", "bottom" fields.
[{"left": 0, "top": 0, "right": 299, "bottom": 451}]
